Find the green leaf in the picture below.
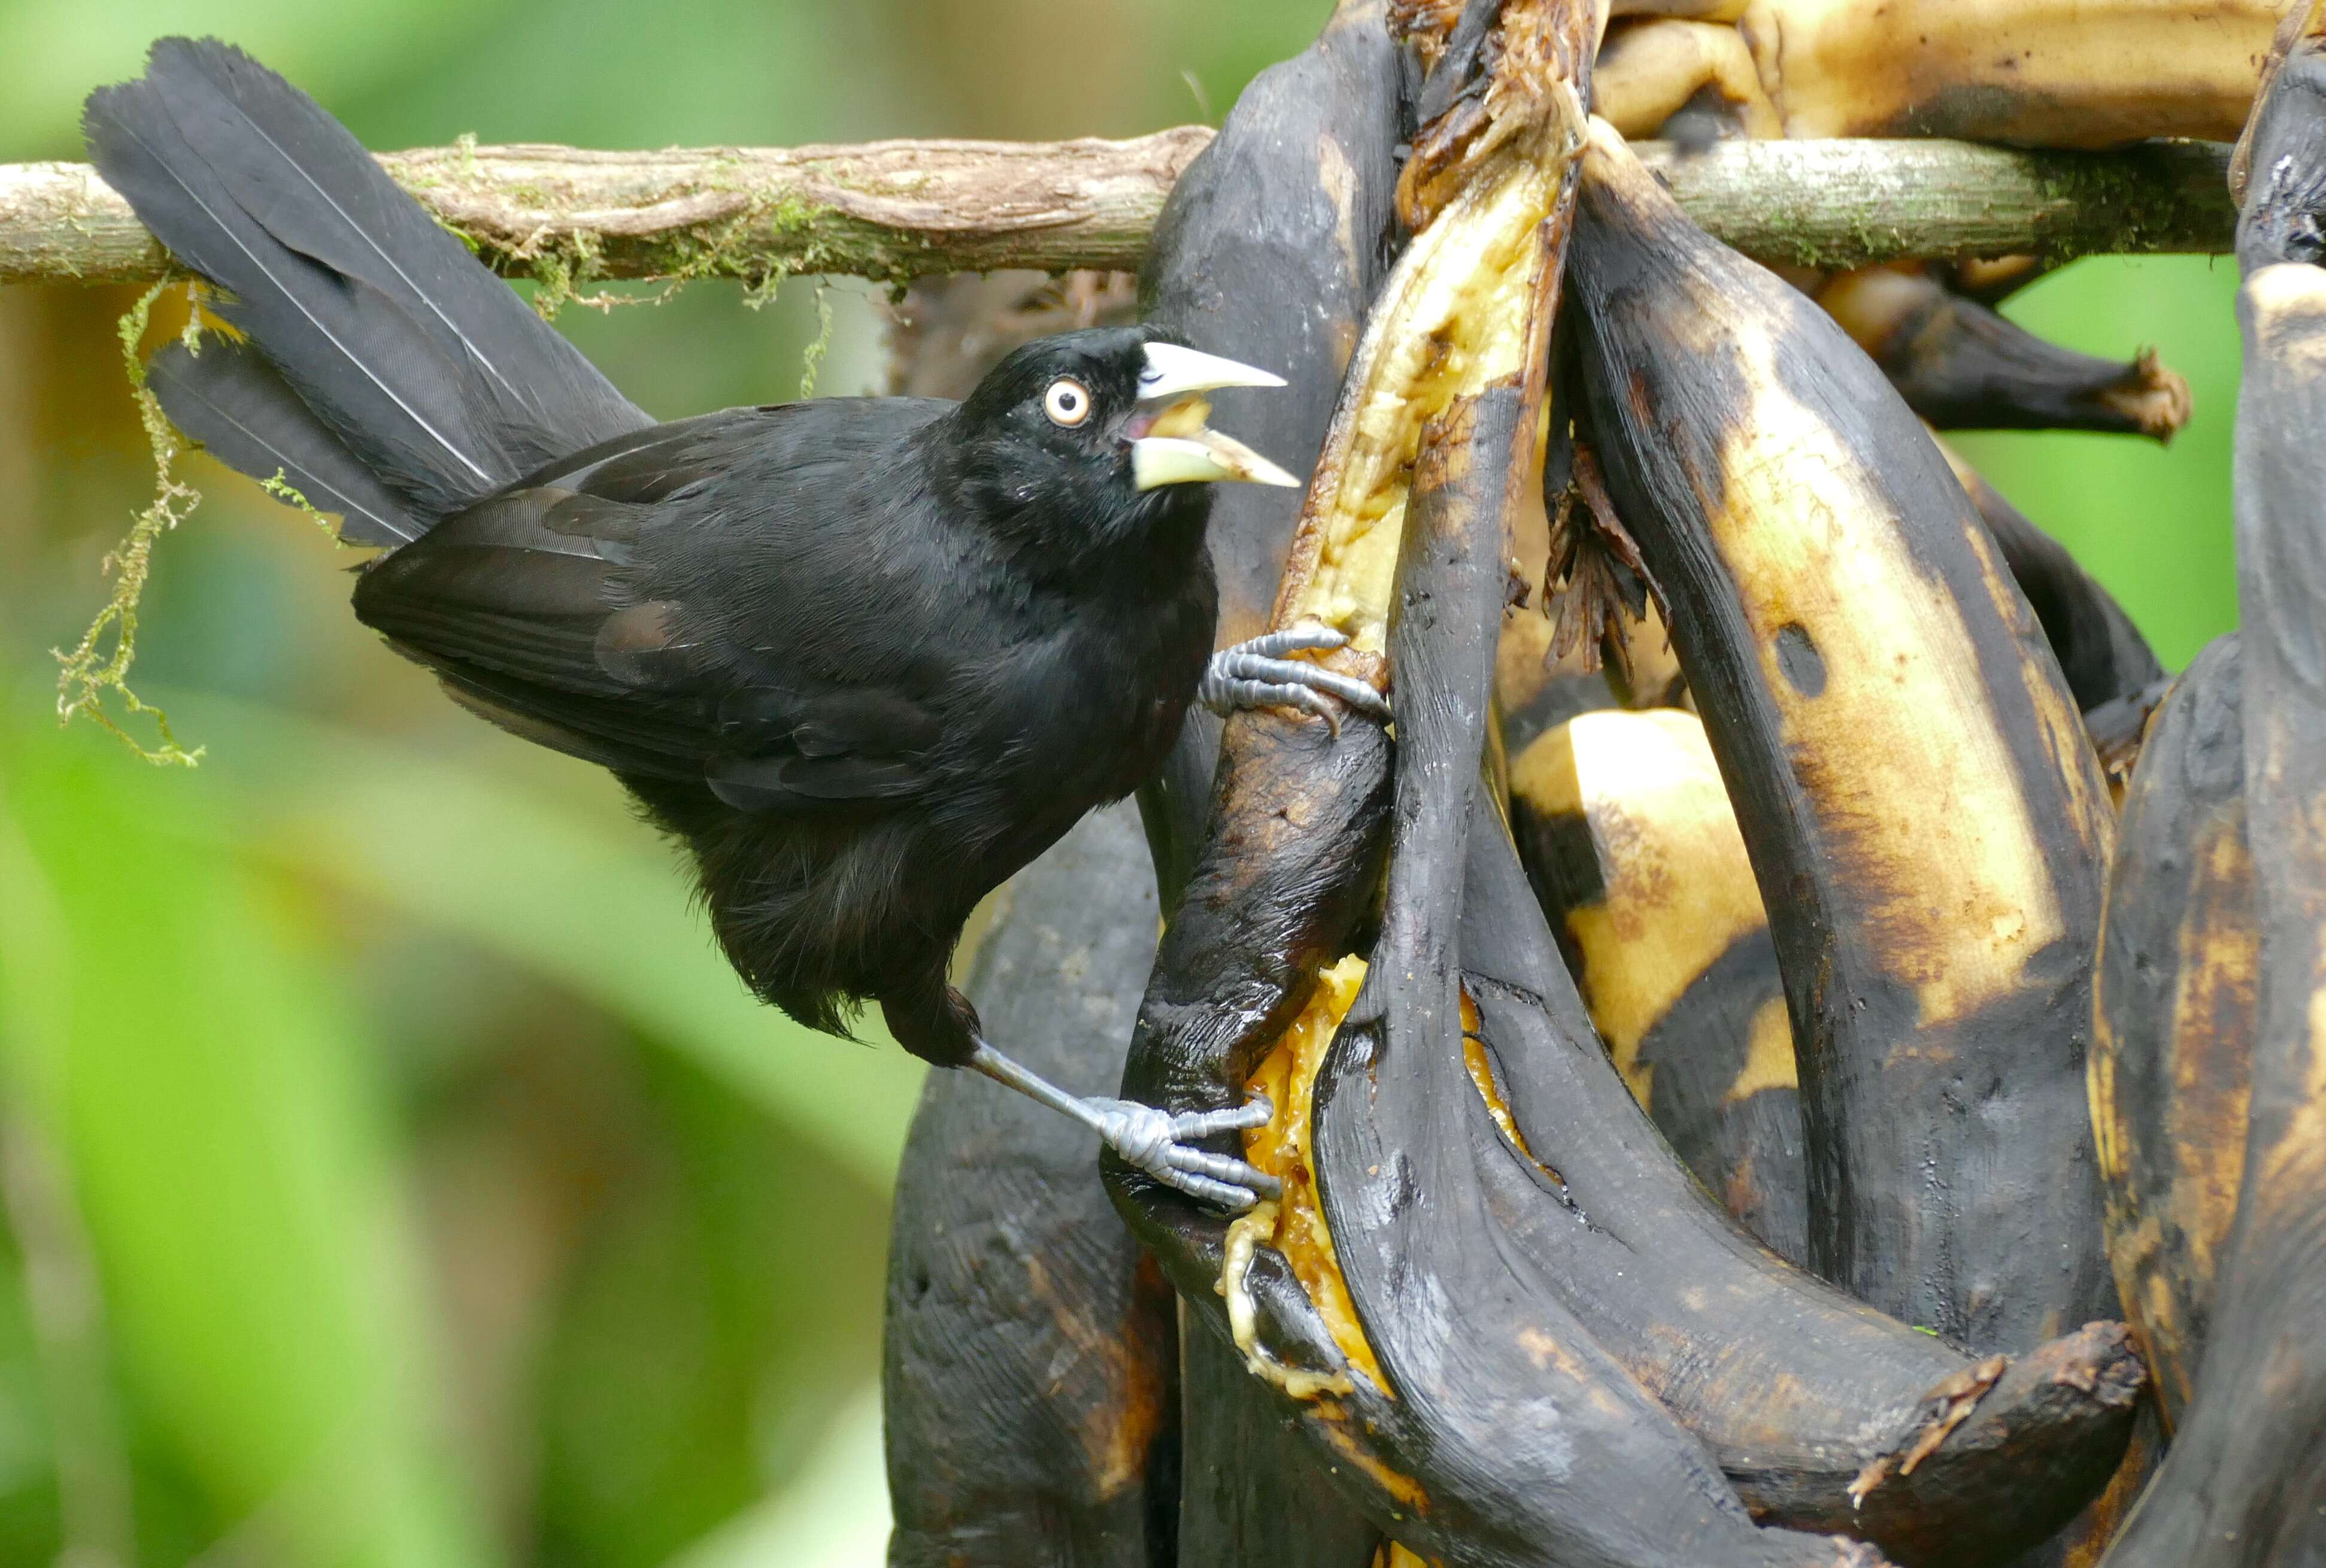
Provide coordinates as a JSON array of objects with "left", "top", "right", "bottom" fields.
[
  {"left": 0, "top": 705, "right": 495, "bottom": 1568},
  {"left": 138, "top": 691, "right": 926, "bottom": 1191}
]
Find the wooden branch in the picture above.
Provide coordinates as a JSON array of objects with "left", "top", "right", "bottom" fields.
[
  {"left": 0, "top": 131, "right": 2237, "bottom": 289},
  {"left": 1633, "top": 136, "right": 2237, "bottom": 269}
]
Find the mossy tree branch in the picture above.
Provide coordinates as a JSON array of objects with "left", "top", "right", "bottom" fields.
[{"left": 0, "top": 131, "right": 2236, "bottom": 291}]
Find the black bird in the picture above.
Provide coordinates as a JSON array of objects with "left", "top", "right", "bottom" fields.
[{"left": 85, "top": 38, "right": 1385, "bottom": 1208}]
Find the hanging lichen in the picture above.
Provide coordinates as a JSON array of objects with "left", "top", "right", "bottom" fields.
[
  {"left": 799, "top": 284, "right": 836, "bottom": 398},
  {"left": 52, "top": 281, "right": 204, "bottom": 766}
]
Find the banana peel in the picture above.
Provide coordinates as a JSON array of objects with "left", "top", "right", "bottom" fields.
[
  {"left": 2096, "top": 48, "right": 2326, "bottom": 1566},
  {"left": 2091, "top": 636, "right": 2256, "bottom": 1433}
]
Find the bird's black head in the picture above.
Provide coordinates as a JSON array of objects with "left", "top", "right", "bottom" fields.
[{"left": 940, "top": 326, "right": 1298, "bottom": 568}]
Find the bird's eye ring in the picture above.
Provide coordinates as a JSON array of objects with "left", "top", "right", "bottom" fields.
[{"left": 1043, "top": 378, "right": 1093, "bottom": 427}]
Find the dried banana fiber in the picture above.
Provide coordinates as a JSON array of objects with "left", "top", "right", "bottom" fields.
[
  {"left": 1508, "top": 707, "right": 1809, "bottom": 1267},
  {"left": 1565, "top": 117, "right": 2121, "bottom": 1355},
  {"left": 2096, "top": 45, "right": 2326, "bottom": 1566},
  {"left": 883, "top": 806, "right": 1178, "bottom": 1568},
  {"left": 1818, "top": 266, "right": 2191, "bottom": 442},
  {"left": 2092, "top": 636, "right": 2257, "bottom": 1433}
]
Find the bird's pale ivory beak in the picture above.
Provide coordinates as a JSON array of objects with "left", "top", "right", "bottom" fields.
[{"left": 1130, "top": 343, "right": 1302, "bottom": 491}]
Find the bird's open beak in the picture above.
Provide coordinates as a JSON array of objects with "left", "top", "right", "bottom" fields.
[{"left": 1130, "top": 343, "right": 1302, "bottom": 492}]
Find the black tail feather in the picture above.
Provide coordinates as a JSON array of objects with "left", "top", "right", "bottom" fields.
[
  {"left": 147, "top": 336, "right": 423, "bottom": 544},
  {"left": 85, "top": 38, "right": 649, "bottom": 530}
]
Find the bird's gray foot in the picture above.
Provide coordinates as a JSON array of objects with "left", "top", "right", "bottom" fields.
[
  {"left": 966, "top": 1041, "right": 1282, "bottom": 1211},
  {"left": 1198, "top": 625, "right": 1392, "bottom": 733},
  {"left": 1087, "top": 1095, "right": 1282, "bottom": 1210}
]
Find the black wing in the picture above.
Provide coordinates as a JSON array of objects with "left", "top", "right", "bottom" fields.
[{"left": 352, "top": 404, "right": 955, "bottom": 812}]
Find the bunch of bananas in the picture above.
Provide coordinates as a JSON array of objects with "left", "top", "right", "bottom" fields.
[{"left": 882, "top": 2, "right": 2326, "bottom": 1564}]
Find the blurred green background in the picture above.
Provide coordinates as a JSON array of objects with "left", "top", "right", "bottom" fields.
[{"left": 0, "top": 1, "right": 2246, "bottom": 1564}]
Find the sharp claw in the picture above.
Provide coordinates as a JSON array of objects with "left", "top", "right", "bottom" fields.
[{"left": 1284, "top": 683, "right": 1339, "bottom": 732}]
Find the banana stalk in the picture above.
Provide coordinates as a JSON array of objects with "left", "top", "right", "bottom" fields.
[
  {"left": 1564, "top": 118, "right": 2121, "bottom": 1355},
  {"left": 2091, "top": 636, "right": 2256, "bottom": 1433},
  {"left": 2097, "top": 44, "right": 2326, "bottom": 1566}
]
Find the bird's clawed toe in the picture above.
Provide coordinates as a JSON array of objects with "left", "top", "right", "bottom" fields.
[
  {"left": 1094, "top": 1094, "right": 1284, "bottom": 1211},
  {"left": 1198, "top": 625, "right": 1392, "bottom": 733}
]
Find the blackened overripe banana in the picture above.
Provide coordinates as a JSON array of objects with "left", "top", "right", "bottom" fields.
[
  {"left": 1308, "top": 384, "right": 1873, "bottom": 1568},
  {"left": 1464, "top": 723, "right": 2142, "bottom": 1562},
  {"left": 883, "top": 806, "right": 1178, "bottom": 1567},
  {"left": 1818, "top": 266, "right": 2191, "bottom": 441},
  {"left": 2091, "top": 636, "right": 2256, "bottom": 1432},
  {"left": 1238, "top": 374, "right": 2139, "bottom": 1565},
  {"left": 1133, "top": 0, "right": 1408, "bottom": 906},
  {"left": 1509, "top": 708, "right": 1811, "bottom": 1267},
  {"left": 1460, "top": 790, "right": 2140, "bottom": 1566},
  {"left": 1127, "top": 5, "right": 1410, "bottom": 1557},
  {"left": 1141, "top": 1, "right": 1407, "bottom": 656},
  {"left": 1565, "top": 119, "right": 2121, "bottom": 1356},
  {"left": 2097, "top": 48, "right": 2326, "bottom": 1566},
  {"left": 1176, "top": 1329, "right": 1385, "bottom": 1568}
]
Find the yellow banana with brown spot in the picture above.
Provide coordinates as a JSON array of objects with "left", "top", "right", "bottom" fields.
[{"left": 1509, "top": 708, "right": 1809, "bottom": 1265}]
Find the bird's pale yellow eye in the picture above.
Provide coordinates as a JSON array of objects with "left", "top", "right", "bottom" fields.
[{"left": 1043, "top": 378, "right": 1093, "bottom": 427}]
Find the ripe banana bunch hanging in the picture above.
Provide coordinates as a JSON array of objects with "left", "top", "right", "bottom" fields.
[{"left": 877, "top": 2, "right": 2326, "bottom": 1564}]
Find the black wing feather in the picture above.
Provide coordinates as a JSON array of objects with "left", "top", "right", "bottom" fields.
[
  {"left": 351, "top": 411, "right": 949, "bottom": 811},
  {"left": 147, "top": 335, "right": 423, "bottom": 544}
]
